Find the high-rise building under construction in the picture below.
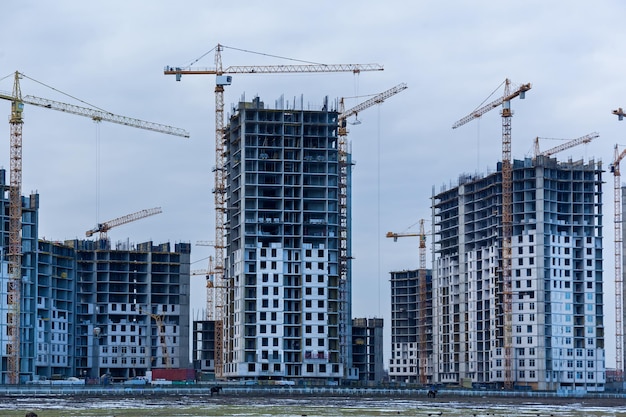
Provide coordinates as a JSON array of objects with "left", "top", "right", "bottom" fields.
[
  {"left": 222, "top": 96, "right": 355, "bottom": 382},
  {"left": 432, "top": 156, "right": 605, "bottom": 392}
]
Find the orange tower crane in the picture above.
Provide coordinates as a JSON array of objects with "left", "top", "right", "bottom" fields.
[
  {"left": 610, "top": 115, "right": 626, "bottom": 382},
  {"left": 533, "top": 132, "right": 599, "bottom": 158},
  {"left": 452, "top": 78, "right": 531, "bottom": 390},
  {"left": 85, "top": 207, "right": 162, "bottom": 240},
  {"left": 0, "top": 71, "right": 188, "bottom": 384},
  {"left": 386, "top": 219, "right": 429, "bottom": 385},
  {"left": 165, "top": 44, "right": 383, "bottom": 378}
]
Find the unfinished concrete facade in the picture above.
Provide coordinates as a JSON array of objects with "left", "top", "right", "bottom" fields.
[
  {"left": 222, "top": 96, "right": 354, "bottom": 383},
  {"left": 432, "top": 157, "right": 605, "bottom": 392}
]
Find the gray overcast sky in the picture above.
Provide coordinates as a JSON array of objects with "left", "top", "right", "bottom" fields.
[{"left": 1, "top": 1, "right": 624, "bottom": 367}]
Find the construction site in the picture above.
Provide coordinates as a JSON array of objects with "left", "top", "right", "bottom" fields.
[{"left": 0, "top": 45, "right": 624, "bottom": 395}]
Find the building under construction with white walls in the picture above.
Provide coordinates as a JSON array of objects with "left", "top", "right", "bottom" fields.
[
  {"left": 222, "top": 95, "right": 356, "bottom": 383},
  {"left": 432, "top": 156, "right": 605, "bottom": 392},
  {"left": 0, "top": 168, "right": 39, "bottom": 383},
  {"left": 0, "top": 163, "right": 192, "bottom": 383}
]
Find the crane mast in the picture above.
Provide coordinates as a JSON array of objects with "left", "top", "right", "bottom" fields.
[
  {"left": 165, "top": 43, "right": 384, "bottom": 379},
  {"left": 7, "top": 72, "right": 23, "bottom": 384},
  {"left": 386, "top": 219, "right": 429, "bottom": 385},
  {"left": 1, "top": 71, "right": 187, "bottom": 384},
  {"left": 452, "top": 78, "right": 531, "bottom": 390},
  {"left": 611, "top": 139, "right": 626, "bottom": 382}
]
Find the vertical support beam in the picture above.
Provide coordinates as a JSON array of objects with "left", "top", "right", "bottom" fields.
[
  {"left": 213, "top": 44, "right": 226, "bottom": 379},
  {"left": 7, "top": 71, "right": 23, "bottom": 385},
  {"left": 613, "top": 144, "right": 624, "bottom": 381},
  {"left": 501, "top": 79, "right": 514, "bottom": 390},
  {"left": 418, "top": 220, "right": 428, "bottom": 385}
]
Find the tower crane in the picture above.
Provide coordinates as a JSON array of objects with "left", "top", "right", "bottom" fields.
[
  {"left": 610, "top": 115, "right": 626, "bottom": 382},
  {"left": 85, "top": 207, "right": 162, "bottom": 240},
  {"left": 338, "top": 83, "right": 408, "bottom": 279},
  {"left": 194, "top": 241, "right": 219, "bottom": 320},
  {"left": 334, "top": 82, "right": 407, "bottom": 377},
  {"left": 165, "top": 43, "right": 384, "bottom": 378},
  {"left": 386, "top": 219, "right": 429, "bottom": 385},
  {"left": 533, "top": 132, "right": 599, "bottom": 158},
  {"left": 140, "top": 307, "right": 171, "bottom": 369},
  {"left": 452, "top": 78, "right": 531, "bottom": 390},
  {"left": 1, "top": 71, "right": 188, "bottom": 384}
]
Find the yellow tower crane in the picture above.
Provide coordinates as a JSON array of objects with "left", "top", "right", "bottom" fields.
[
  {"left": 338, "top": 82, "right": 408, "bottom": 279},
  {"left": 386, "top": 219, "right": 429, "bottom": 385},
  {"left": 0, "top": 71, "right": 188, "bottom": 384},
  {"left": 85, "top": 207, "right": 162, "bottom": 240},
  {"left": 151, "top": 312, "right": 171, "bottom": 369},
  {"left": 336, "top": 82, "right": 407, "bottom": 374},
  {"left": 453, "top": 78, "right": 531, "bottom": 390},
  {"left": 610, "top": 114, "right": 626, "bottom": 382},
  {"left": 337, "top": 83, "right": 408, "bottom": 281},
  {"left": 533, "top": 132, "right": 599, "bottom": 158},
  {"left": 165, "top": 44, "right": 384, "bottom": 378},
  {"left": 193, "top": 241, "right": 220, "bottom": 321},
  {"left": 140, "top": 307, "right": 171, "bottom": 369}
]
